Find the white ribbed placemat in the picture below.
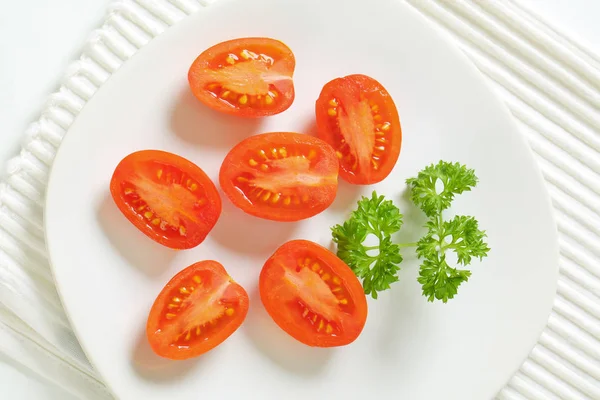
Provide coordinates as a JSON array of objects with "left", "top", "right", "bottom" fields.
[{"left": 0, "top": 0, "right": 598, "bottom": 399}]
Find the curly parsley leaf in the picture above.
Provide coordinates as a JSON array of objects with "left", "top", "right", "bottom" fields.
[
  {"left": 406, "top": 161, "right": 477, "bottom": 217},
  {"left": 417, "top": 254, "right": 472, "bottom": 303},
  {"left": 331, "top": 192, "right": 403, "bottom": 299},
  {"left": 415, "top": 216, "right": 489, "bottom": 302},
  {"left": 442, "top": 215, "right": 490, "bottom": 265},
  {"left": 408, "top": 162, "right": 489, "bottom": 303}
]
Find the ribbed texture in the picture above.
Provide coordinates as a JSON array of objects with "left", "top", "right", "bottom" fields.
[
  {"left": 404, "top": 1, "right": 600, "bottom": 399},
  {"left": 0, "top": 0, "right": 597, "bottom": 398},
  {"left": 0, "top": 0, "right": 203, "bottom": 398}
]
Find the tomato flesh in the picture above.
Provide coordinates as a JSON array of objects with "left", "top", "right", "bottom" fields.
[
  {"left": 219, "top": 132, "right": 339, "bottom": 221},
  {"left": 259, "top": 240, "right": 367, "bottom": 347},
  {"left": 110, "top": 150, "right": 221, "bottom": 249},
  {"left": 147, "top": 261, "right": 249, "bottom": 360},
  {"left": 188, "top": 37, "right": 295, "bottom": 117},
  {"left": 316, "top": 74, "right": 402, "bottom": 184}
]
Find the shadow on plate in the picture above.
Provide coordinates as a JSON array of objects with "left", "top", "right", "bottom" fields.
[
  {"left": 301, "top": 119, "right": 319, "bottom": 137},
  {"left": 210, "top": 198, "right": 299, "bottom": 255},
  {"left": 96, "top": 193, "right": 176, "bottom": 277},
  {"left": 130, "top": 324, "right": 217, "bottom": 382},
  {"left": 375, "top": 280, "right": 425, "bottom": 359},
  {"left": 169, "top": 88, "right": 263, "bottom": 148},
  {"left": 393, "top": 187, "right": 428, "bottom": 247},
  {"left": 243, "top": 286, "right": 333, "bottom": 376},
  {"left": 373, "top": 189, "right": 429, "bottom": 358},
  {"left": 329, "top": 181, "right": 363, "bottom": 213}
]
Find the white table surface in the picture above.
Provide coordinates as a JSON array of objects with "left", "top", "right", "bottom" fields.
[{"left": 0, "top": 0, "right": 598, "bottom": 398}]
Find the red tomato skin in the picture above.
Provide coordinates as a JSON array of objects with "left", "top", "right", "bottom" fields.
[
  {"left": 147, "top": 260, "right": 249, "bottom": 360},
  {"left": 219, "top": 132, "right": 339, "bottom": 222},
  {"left": 110, "top": 150, "right": 221, "bottom": 250},
  {"left": 259, "top": 240, "right": 368, "bottom": 347},
  {"left": 188, "top": 37, "right": 295, "bottom": 118},
  {"left": 316, "top": 74, "right": 402, "bottom": 185}
]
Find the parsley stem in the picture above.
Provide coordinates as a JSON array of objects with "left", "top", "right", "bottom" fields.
[{"left": 397, "top": 242, "right": 418, "bottom": 248}]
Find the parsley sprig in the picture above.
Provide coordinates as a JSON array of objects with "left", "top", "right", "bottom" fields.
[
  {"left": 332, "top": 192, "right": 403, "bottom": 299},
  {"left": 332, "top": 161, "right": 490, "bottom": 302}
]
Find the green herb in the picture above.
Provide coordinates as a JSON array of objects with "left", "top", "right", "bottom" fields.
[
  {"left": 331, "top": 161, "right": 490, "bottom": 302},
  {"left": 405, "top": 161, "right": 477, "bottom": 218},
  {"left": 331, "top": 192, "right": 403, "bottom": 299}
]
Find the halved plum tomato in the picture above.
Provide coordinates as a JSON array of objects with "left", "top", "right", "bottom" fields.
[
  {"left": 259, "top": 240, "right": 368, "bottom": 347},
  {"left": 188, "top": 37, "right": 295, "bottom": 118},
  {"left": 147, "top": 261, "right": 249, "bottom": 360},
  {"left": 110, "top": 150, "right": 221, "bottom": 250},
  {"left": 315, "top": 74, "right": 402, "bottom": 185},
  {"left": 219, "top": 132, "right": 339, "bottom": 222}
]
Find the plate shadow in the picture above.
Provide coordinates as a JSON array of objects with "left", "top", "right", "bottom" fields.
[
  {"left": 329, "top": 181, "right": 363, "bottom": 213},
  {"left": 131, "top": 324, "right": 216, "bottom": 382},
  {"left": 96, "top": 193, "right": 176, "bottom": 277},
  {"left": 169, "top": 88, "right": 263, "bottom": 148},
  {"left": 243, "top": 286, "right": 333, "bottom": 376},
  {"left": 211, "top": 198, "right": 299, "bottom": 255},
  {"left": 393, "top": 187, "right": 428, "bottom": 248}
]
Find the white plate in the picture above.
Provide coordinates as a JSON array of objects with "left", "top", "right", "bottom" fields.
[{"left": 45, "top": 0, "right": 559, "bottom": 398}]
